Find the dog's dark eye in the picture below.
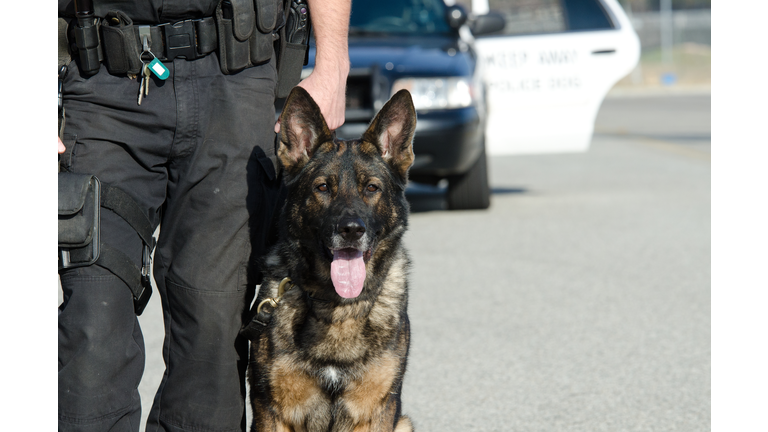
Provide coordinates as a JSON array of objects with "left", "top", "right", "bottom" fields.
[
  {"left": 317, "top": 184, "right": 329, "bottom": 192},
  {"left": 366, "top": 184, "right": 379, "bottom": 192}
]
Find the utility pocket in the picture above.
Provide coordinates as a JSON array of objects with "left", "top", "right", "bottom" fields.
[
  {"left": 59, "top": 172, "right": 101, "bottom": 269},
  {"left": 216, "top": 0, "right": 277, "bottom": 74}
]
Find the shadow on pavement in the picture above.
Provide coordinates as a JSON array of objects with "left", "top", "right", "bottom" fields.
[{"left": 406, "top": 183, "right": 527, "bottom": 213}]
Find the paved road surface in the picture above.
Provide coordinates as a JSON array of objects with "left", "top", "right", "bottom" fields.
[{"left": 132, "top": 92, "right": 710, "bottom": 431}]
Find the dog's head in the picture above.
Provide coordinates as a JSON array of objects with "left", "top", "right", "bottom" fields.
[{"left": 277, "top": 86, "right": 416, "bottom": 299}]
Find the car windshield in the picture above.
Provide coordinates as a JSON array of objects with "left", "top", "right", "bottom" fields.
[{"left": 349, "top": 0, "right": 451, "bottom": 35}]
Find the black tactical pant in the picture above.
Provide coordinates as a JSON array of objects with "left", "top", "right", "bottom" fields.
[{"left": 58, "top": 53, "right": 283, "bottom": 432}]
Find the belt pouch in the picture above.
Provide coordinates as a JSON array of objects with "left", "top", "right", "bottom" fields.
[
  {"left": 59, "top": 172, "right": 101, "bottom": 269},
  {"left": 276, "top": 40, "right": 306, "bottom": 98},
  {"left": 72, "top": 16, "right": 103, "bottom": 76},
  {"left": 250, "top": 0, "right": 277, "bottom": 65},
  {"left": 249, "top": 28, "right": 273, "bottom": 66},
  {"left": 216, "top": 0, "right": 256, "bottom": 74},
  {"left": 216, "top": 0, "right": 278, "bottom": 74},
  {"left": 101, "top": 11, "right": 142, "bottom": 75}
]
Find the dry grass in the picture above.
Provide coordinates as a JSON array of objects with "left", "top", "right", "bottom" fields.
[{"left": 616, "top": 43, "right": 711, "bottom": 87}]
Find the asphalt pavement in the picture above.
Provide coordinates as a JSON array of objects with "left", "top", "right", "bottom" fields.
[{"left": 132, "top": 91, "right": 710, "bottom": 431}]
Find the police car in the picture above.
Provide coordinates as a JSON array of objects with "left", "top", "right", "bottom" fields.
[{"left": 301, "top": 0, "right": 639, "bottom": 210}]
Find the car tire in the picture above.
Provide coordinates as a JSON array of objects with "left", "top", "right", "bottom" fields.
[{"left": 447, "top": 140, "right": 491, "bottom": 210}]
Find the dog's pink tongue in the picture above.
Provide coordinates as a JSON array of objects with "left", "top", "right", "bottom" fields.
[{"left": 331, "top": 249, "right": 366, "bottom": 298}]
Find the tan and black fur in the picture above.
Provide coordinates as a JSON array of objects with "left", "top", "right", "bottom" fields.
[{"left": 241, "top": 87, "right": 417, "bottom": 431}]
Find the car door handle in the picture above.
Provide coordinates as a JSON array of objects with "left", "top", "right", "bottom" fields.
[{"left": 591, "top": 49, "right": 617, "bottom": 55}]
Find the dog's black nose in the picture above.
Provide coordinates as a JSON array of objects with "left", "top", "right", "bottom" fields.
[{"left": 338, "top": 217, "right": 366, "bottom": 241}]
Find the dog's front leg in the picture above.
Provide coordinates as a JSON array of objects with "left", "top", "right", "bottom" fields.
[
  {"left": 327, "top": 402, "right": 358, "bottom": 432},
  {"left": 331, "top": 393, "right": 413, "bottom": 432},
  {"left": 252, "top": 408, "right": 327, "bottom": 432},
  {"left": 327, "top": 410, "right": 413, "bottom": 432},
  {"left": 268, "top": 359, "right": 332, "bottom": 432},
  {"left": 332, "top": 388, "right": 404, "bottom": 432},
  {"left": 249, "top": 407, "right": 284, "bottom": 432}
]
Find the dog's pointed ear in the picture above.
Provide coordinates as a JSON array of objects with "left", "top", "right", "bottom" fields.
[
  {"left": 362, "top": 90, "right": 417, "bottom": 184},
  {"left": 278, "top": 87, "right": 334, "bottom": 176}
]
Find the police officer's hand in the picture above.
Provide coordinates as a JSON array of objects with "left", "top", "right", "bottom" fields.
[
  {"left": 58, "top": 137, "right": 66, "bottom": 154},
  {"left": 298, "top": 68, "right": 347, "bottom": 130},
  {"left": 274, "top": 67, "right": 348, "bottom": 134}
]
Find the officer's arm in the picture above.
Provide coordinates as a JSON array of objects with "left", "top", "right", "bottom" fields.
[{"left": 296, "top": 0, "right": 350, "bottom": 131}]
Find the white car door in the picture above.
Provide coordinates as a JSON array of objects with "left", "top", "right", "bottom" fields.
[{"left": 472, "top": 0, "right": 639, "bottom": 155}]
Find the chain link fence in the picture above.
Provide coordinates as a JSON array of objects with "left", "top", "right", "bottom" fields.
[
  {"left": 620, "top": 8, "right": 710, "bottom": 87},
  {"left": 628, "top": 9, "right": 710, "bottom": 48}
]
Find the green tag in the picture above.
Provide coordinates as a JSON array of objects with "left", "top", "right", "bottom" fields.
[{"left": 148, "top": 58, "right": 169, "bottom": 80}]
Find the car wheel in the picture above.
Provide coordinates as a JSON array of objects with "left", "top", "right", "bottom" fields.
[{"left": 447, "top": 140, "right": 491, "bottom": 210}]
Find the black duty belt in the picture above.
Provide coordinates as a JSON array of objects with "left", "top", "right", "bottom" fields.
[
  {"left": 134, "top": 18, "right": 218, "bottom": 62},
  {"left": 69, "top": 13, "right": 219, "bottom": 76}
]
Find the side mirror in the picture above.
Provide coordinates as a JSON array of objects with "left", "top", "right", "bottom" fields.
[
  {"left": 471, "top": 11, "right": 506, "bottom": 36},
  {"left": 445, "top": 5, "right": 468, "bottom": 29}
]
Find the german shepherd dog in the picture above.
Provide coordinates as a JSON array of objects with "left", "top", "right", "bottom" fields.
[{"left": 241, "top": 87, "right": 417, "bottom": 431}]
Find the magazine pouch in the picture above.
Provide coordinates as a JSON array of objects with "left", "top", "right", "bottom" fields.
[{"left": 216, "top": 0, "right": 277, "bottom": 74}]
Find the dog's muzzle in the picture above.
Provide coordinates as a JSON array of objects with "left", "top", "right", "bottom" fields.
[{"left": 326, "top": 217, "right": 375, "bottom": 299}]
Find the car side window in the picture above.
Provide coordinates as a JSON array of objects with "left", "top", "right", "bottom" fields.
[
  {"left": 486, "top": 0, "right": 614, "bottom": 35},
  {"left": 562, "top": 0, "right": 614, "bottom": 31},
  {"left": 488, "top": 0, "right": 566, "bottom": 35},
  {"left": 349, "top": 0, "right": 451, "bottom": 34}
]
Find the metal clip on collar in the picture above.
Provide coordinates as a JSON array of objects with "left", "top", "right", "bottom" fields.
[{"left": 257, "top": 277, "right": 294, "bottom": 314}]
